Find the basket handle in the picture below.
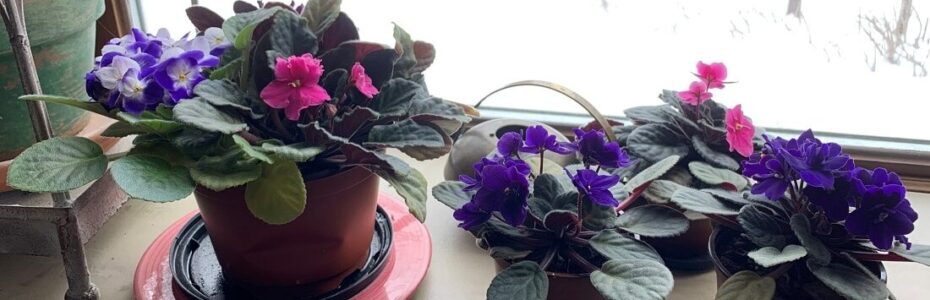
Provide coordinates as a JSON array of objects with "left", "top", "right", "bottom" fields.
[{"left": 475, "top": 80, "right": 616, "bottom": 142}]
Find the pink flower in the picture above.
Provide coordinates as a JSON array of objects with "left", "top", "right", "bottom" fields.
[
  {"left": 726, "top": 104, "right": 755, "bottom": 157},
  {"left": 678, "top": 81, "right": 713, "bottom": 105},
  {"left": 351, "top": 62, "right": 379, "bottom": 99},
  {"left": 696, "top": 61, "right": 727, "bottom": 89},
  {"left": 260, "top": 54, "right": 330, "bottom": 121}
]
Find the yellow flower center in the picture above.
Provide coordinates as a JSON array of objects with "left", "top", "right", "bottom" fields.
[{"left": 289, "top": 80, "right": 301, "bottom": 88}]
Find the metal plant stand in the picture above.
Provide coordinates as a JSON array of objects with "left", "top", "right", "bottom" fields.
[{"left": 0, "top": 1, "right": 126, "bottom": 299}]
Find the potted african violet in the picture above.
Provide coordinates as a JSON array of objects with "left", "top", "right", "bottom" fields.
[
  {"left": 674, "top": 130, "right": 930, "bottom": 299},
  {"left": 617, "top": 61, "right": 757, "bottom": 270},
  {"left": 6, "top": 0, "right": 472, "bottom": 294},
  {"left": 433, "top": 124, "right": 690, "bottom": 300}
]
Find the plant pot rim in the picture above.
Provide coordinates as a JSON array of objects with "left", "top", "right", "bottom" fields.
[{"left": 195, "top": 165, "right": 375, "bottom": 198}]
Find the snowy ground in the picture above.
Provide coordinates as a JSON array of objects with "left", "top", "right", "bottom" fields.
[{"left": 140, "top": 0, "right": 930, "bottom": 142}]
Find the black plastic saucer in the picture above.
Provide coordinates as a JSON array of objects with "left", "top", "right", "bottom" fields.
[{"left": 169, "top": 206, "right": 393, "bottom": 300}]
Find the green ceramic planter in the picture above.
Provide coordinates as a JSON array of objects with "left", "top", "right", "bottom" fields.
[{"left": 0, "top": 0, "right": 103, "bottom": 160}]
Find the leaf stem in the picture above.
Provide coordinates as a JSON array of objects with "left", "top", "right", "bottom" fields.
[
  {"left": 561, "top": 246, "right": 598, "bottom": 273},
  {"left": 764, "top": 261, "right": 795, "bottom": 279},
  {"left": 539, "top": 151, "right": 545, "bottom": 175},
  {"left": 539, "top": 246, "right": 559, "bottom": 271},
  {"left": 616, "top": 180, "right": 651, "bottom": 213},
  {"left": 840, "top": 252, "right": 897, "bottom": 299},
  {"left": 237, "top": 131, "right": 263, "bottom": 145}
]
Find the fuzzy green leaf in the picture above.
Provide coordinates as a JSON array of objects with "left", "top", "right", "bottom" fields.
[
  {"left": 432, "top": 181, "right": 471, "bottom": 209},
  {"left": 190, "top": 165, "right": 261, "bottom": 191},
  {"left": 20, "top": 95, "right": 111, "bottom": 117},
  {"left": 703, "top": 188, "right": 752, "bottom": 206},
  {"left": 382, "top": 167, "right": 428, "bottom": 222},
  {"left": 223, "top": 7, "right": 281, "bottom": 47},
  {"left": 589, "top": 230, "right": 662, "bottom": 262},
  {"left": 7, "top": 137, "right": 107, "bottom": 192},
  {"left": 622, "top": 155, "right": 680, "bottom": 193},
  {"left": 408, "top": 97, "right": 472, "bottom": 123},
  {"left": 302, "top": 0, "right": 342, "bottom": 35},
  {"left": 343, "top": 143, "right": 429, "bottom": 221},
  {"left": 101, "top": 121, "right": 147, "bottom": 137},
  {"left": 260, "top": 142, "right": 324, "bottom": 162},
  {"left": 533, "top": 173, "right": 573, "bottom": 202},
  {"left": 670, "top": 187, "right": 740, "bottom": 216},
  {"left": 232, "top": 135, "right": 273, "bottom": 164},
  {"left": 689, "top": 161, "right": 748, "bottom": 190},
  {"left": 790, "top": 214, "right": 831, "bottom": 265},
  {"left": 489, "top": 247, "right": 533, "bottom": 260},
  {"left": 642, "top": 179, "right": 683, "bottom": 204},
  {"left": 392, "top": 23, "right": 417, "bottom": 77},
  {"left": 487, "top": 261, "right": 548, "bottom": 300},
  {"left": 271, "top": 10, "right": 319, "bottom": 57},
  {"left": 245, "top": 160, "right": 307, "bottom": 224},
  {"left": 173, "top": 98, "right": 248, "bottom": 134},
  {"left": 747, "top": 245, "right": 808, "bottom": 268},
  {"left": 715, "top": 271, "right": 775, "bottom": 300},
  {"left": 807, "top": 260, "right": 890, "bottom": 300},
  {"left": 116, "top": 112, "right": 184, "bottom": 135},
  {"left": 627, "top": 123, "right": 689, "bottom": 163},
  {"left": 367, "top": 78, "right": 424, "bottom": 118},
  {"left": 111, "top": 155, "right": 194, "bottom": 202},
  {"left": 739, "top": 204, "right": 790, "bottom": 248},
  {"left": 892, "top": 243, "right": 930, "bottom": 267},
  {"left": 692, "top": 136, "right": 740, "bottom": 170},
  {"left": 194, "top": 79, "right": 251, "bottom": 111},
  {"left": 616, "top": 205, "right": 689, "bottom": 238},
  {"left": 366, "top": 119, "right": 446, "bottom": 152},
  {"left": 624, "top": 105, "right": 677, "bottom": 124},
  {"left": 591, "top": 259, "right": 673, "bottom": 300}
]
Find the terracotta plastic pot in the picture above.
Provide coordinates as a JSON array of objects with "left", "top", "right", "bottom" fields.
[
  {"left": 495, "top": 260, "right": 603, "bottom": 300},
  {"left": 194, "top": 166, "right": 380, "bottom": 294},
  {"left": 709, "top": 225, "right": 887, "bottom": 295},
  {"left": 645, "top": 210, "right": 714, "bottom": 271}
]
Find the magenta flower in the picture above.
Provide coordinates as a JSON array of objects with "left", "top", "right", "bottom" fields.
[
  {"left": 260, "top": 54, "right": 330, "bottom": 121},
  {"left": 725, "top": 104, "right": 754, "bottom": 157},
  {"left": 351, "top": 62, "right": 379, "bottom": 99},
  {"left": 678, "top": 81, "right": 712, "bottom": 105},
  {"left": 696, "top": 61, "right": 728, "bottom": 89}
]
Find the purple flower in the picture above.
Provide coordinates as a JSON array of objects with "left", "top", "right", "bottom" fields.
[
  {"left": 743, "top": 151, "right": 793, "bottom": 200},
  {"left": 803, "top": 176, "right": 857, "bottom": 221},
  {"left": 520, "top": 125, "right": 574, "bottom": 155},
  {"left": 780, "top": 139, "right": 852, "bottom": 190},
  {"left": 744, "top": 130, "right": 853, "bottom": 200},
  {"left": 454, "top": 159, "right": 531, "bottom": 228},
  {"left": 153, "top": 50, "right": 217, "bottom": 102},
  {"left": 453, "top": 202, "right": 491, "bottom": 230},
  {"left": 567, "top": 169, "right": 620, "bottom": 207},
  {"left": 459, "top": 155, "right": 530, "bottom": 192},
  {"left": 573, "top": 128, "right": 630, "bottom": 168},
  {"left": 497, "top": 132, "right": 524, "bottom": 157},
  {"left": 851, "top": 167, "right": 902, "bottom": 193},
  {"left": 846, "top": 184, "right": 918, "bottom": 250}
]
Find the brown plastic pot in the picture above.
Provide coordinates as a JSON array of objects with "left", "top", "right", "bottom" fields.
[
  {"left": 709, "top": 225, "right": 887, "bottom": 294},
  {"left": 495, "top": 260, "right": 604, "bottom": 300},
  {"left": 194, "top": 166, "right": 380, "bottom": 294}
]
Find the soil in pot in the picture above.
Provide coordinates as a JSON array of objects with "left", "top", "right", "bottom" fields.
[
  {"left": 710, "top": 225, "right": 887, "bottom": 299},
  {"left": 194, "top": 166, "right": 380, "bottom": 296}
]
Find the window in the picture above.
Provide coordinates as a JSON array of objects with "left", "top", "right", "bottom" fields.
[{"left": 133, "top": 0, "right": 930, "bottom": 145}]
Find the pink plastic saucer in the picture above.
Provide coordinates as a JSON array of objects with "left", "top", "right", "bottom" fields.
[{"left": 133, "top": 193, "right": 431, "bottom": 300}]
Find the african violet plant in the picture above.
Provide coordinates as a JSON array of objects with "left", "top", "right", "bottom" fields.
[
  {"left": 433, "top": 125, "right": 690, "bottom": 300},
  {"left": 7, "top": 1, "right": 473, "bottom": 224},
  {"left": 670, "top": 130, "right": 930, "bottom": 300},
  {"left": 618, "top": 62, "right": 756, "bottom": 215}
]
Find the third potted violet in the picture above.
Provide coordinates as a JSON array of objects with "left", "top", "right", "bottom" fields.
[
  {"left": 7, "top": 0, "right": 472, "bottom": 295},
  {"left": 675, "top": 130, "right": 930, "bottom": 299},
  {"left": 433, "top": 124, "right": 690, "bottom": 300}
]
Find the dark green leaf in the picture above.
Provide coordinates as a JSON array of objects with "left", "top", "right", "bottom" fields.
[
  {"left": 670, "top": 187, "right": 740, "bottom": 215},
  {"left": 408, "top": 97, "right": 472, "bottom": 123},
  {"left": 190, "top": 165, "right": 261, "bottom": 191},
  {"left": 703, "top": 188, "right": 752, "bottom": 206},
  {"left": 892, "top": 243, "right": 930, "bottom": 267},
  {"left": 487, "top": 261, "right": 548, "bottom": 300},
  {"left": 302, "top": 0, "right": 342, "bottom": 35},
  {"left": 392, "top": 23, "right": 417, "bottom": 77},
  {"left": 101, "top": 121, "right": 147, "bottom": 137},
  {"left": 20, "top": 95, "right": 111, "bottom": 117},
  {"left": 208, "top": 57, "right": 242, "bottom": 80},
  {"left": 715, "top": 271, "right": 775, "bottom": 300},
  {"left": 271, "top": 10, "right": 318, "bottom": 56},
  {"left": 658, "top": 89, "right": 682, "bottom": 109},
  {"left": 432, "top": 181, "right": 471, "bottom": 209},
  {"left": 116, "top": 112, "right": 184, "bottom": 135},
  {"left": 623, "top": 155, "right": 681, "bottom": 193},
  {"left": 260, "top": 142, "right": 324, "bottom": 162},
  {"left": 489, "top": 247, "right": 533, "bottom": 260},
  {"left": 528, "top": 197, "right": 553, "bottom": 221},
  {"left": 7, "top": 137, "right": 107, "bottom": 192},
  {"left": 366, "top": 119, "right": 446, "bottom": 150},
  {"left": 582, "top": 199, "right": 619, "bottom": 231},
  {"left": 589, "top": 230, "right": 662, "bottom": 262},
  {"left": 332, "top": 107, "right": 379, "bottom": 138},
  {"left": 692, "top": 135, "right": 740, "bottom": 170},
  {"left": 807, "top": 260, "right": 890, "bottom": 300},
  {"left": 319, "top": 12, "right": 360, "bottom": 52},
  {"left": 689, "top": 161, "right": 748, "bottom": 190},
  {"left": 533, "top": 173, "right": 573, "bottom": 202},
  {"left": 343, "top": 143, "right": 429, "bottom": 221},
  {"left": 367, "top": 78, "right": 424, "bottom": 118},
  {"left": 790, "top": 214, "right": 831, "bottom": 265},
  {"left": 173, "top": 98, "right": 248, "bottom": 134},
  {"left": 232, "top": 135, "right": 273, "bottom": 164},
  {"left": 624, "top": 105, "right": 677, "bottom": 124},
  {"left": 111, "top": 155, "right": 194, "bottom": 202},
  {"left": 642, "top": 179, "right": 683, "bottom": 204},
  {"left": 245, "top": 160, "right": 306, "bottom": 224},
  {"left": 186, "top": 6, "right": 224, "bottom": 32},
  {"left": 616, "top": 205, "right": 689, "bottom": 238},
  {"left": 591, "top": 259, "right": 673, "bottom": 300},
  {"left": 222, "top": 7, "right": 281, "bottom": 47},
  {"left": 747, "top": 245, "right": 808, "bottom": 267},
  {"left": 627, "top": 123, "right": 689, "bottom": 162},
  {"left": 194, "top": 79, "right": 251, "bottom": 111},
  {"left": 542, "top": 209, "right": 578, "bottom": 232},
  {"left": 738, "top": 204, "right": 789, "bottom": 248}
]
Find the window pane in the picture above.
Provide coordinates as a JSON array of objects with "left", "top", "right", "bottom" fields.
[{"left": 138, "top": 0, "right": 930, "bottom": 141}]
